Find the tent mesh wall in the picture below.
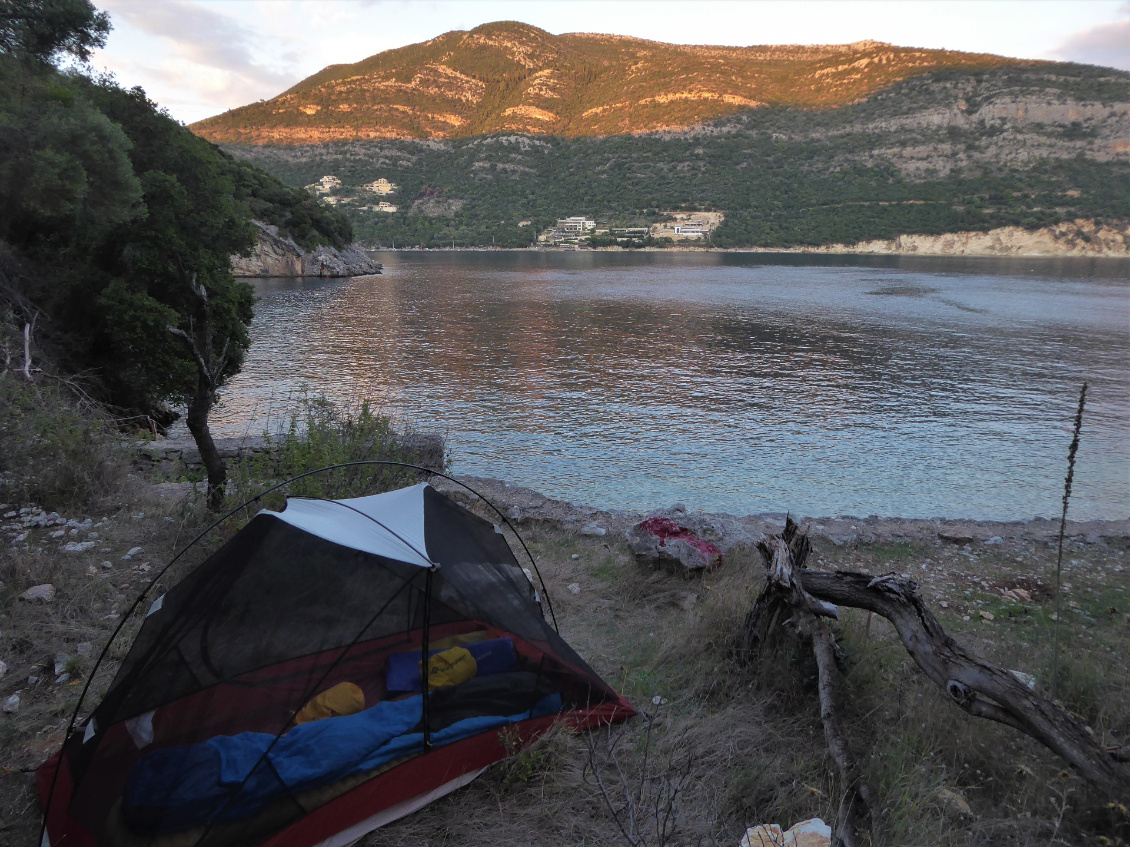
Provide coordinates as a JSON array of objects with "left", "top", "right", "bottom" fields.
[{"left": 46, "top": 484, "right": 626, "bottom": 847}]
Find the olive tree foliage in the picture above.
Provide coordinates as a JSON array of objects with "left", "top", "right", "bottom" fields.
[
  {"left": 0, "top": 0, "right": 110, "bottom": 65},
  {"left": 0, "top": 0, "right": 258, "bottom": 508}
]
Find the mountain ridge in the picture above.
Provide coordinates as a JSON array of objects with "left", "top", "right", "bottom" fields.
[{"left": 191, "top": 22, "right": 1035, "bottom": 144}]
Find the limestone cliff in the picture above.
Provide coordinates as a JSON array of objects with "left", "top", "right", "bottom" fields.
[
  {"left": 809, "top": 219, "right": 1129, "bottom": 257},
  {"left": 231, "top": 221, "right": 382, "bottom": 277}
]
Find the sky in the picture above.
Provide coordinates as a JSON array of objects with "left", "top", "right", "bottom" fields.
[{"left": 89, "top": 0, "right": 1130, "bottom": 125}]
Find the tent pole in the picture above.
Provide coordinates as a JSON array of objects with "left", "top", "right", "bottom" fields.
[{"left": 421, "top": 568, "right": 434, "bottom": 749}]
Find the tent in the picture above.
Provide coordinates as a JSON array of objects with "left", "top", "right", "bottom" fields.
[{"left": 38, "top": 481, "right": 635, "bottom": 847}]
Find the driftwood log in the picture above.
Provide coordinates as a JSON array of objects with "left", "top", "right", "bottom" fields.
[{"left": 739, "top": 520, "right": 1129, "bottom": 846}]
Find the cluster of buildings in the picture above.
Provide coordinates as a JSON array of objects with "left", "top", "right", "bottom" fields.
[
  {"left": 303, "top": 175, "right": 399, "bottom": 212},
  {"left": 538, "top": 212, "right": 723, "bottom": 247}
]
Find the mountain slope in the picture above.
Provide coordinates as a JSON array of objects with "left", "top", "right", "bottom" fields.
[{"left": 191, "top": 22, "right": 1031, "bottom": 144}]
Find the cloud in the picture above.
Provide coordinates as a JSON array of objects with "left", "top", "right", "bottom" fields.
[
  {"left": 1054, "top": 4, "right": 1130, "bottom": 70},
  {"left": 98, "top": 0, "right": 300, "bottom": 107}
]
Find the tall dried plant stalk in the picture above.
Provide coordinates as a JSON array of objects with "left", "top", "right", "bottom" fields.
[{"left": 1051, "top": 381, "right": 1087, "bottom": 700}]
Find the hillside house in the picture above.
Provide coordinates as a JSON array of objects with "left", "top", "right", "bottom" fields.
[
  {"left": 365, "top": 178, "right": 397, "bottom": 195},
  {"left": 304, "top": 175, "right": 342, "bottom": 194}
]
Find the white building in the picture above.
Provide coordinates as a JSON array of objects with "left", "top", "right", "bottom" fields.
[{"left": 556, "top": 216, "right": 596, "bottom": 234}]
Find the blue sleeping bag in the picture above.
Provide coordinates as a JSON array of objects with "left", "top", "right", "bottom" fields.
[
  {"left": 122, "top": 690, "right": 561, "bottom": 835},
  {"left": 386, "top": 637, "right": 518, "bottom": 692}
]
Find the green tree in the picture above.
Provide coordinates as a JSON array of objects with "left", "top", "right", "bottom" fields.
[{"left": 0, "top": 0, "right": 110, "bottom": 65}]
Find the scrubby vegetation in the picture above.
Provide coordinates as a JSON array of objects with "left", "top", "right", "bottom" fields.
[
  {"left": 225, "top": 63, "right": 1130, "bottom": 250},
  {"left": 1, "top": 388, "right": 1127, "bottom": 845}
]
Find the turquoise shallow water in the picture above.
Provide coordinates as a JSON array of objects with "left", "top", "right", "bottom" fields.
[{"left": 209, "top": 251, "right": 1130, "bottom": 521}]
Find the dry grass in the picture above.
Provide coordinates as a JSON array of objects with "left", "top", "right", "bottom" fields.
[{"left": 2, "top": 471, "right": 1128, "bottom": 846}]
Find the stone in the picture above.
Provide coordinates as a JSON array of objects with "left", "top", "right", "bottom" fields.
[
  {"left": 27, "top": 676, "right": 38, "bottom": 685},
  {"left": 54, "top": 654, "right": 69, "bottom": 676},
  {"left": 56, "top": 673, "right": 70, "bottom": 684},
  {"left": 506, "top": 506, "right": 522, "bottom": 521},
  {"left": 935, "top": 787, "right": 974, "bottom": 818},
  {"left": 85, "top": 565, "right": 98, "bottom": 576},
  {"left": 627, "top": 516, "right": 722, "bottom": 571},
  {"left": 100, "top": 561, "right": 113, "bottom": 569},
  {"left": 979, "top": 610, "right": 994, "bottom": 621},
  {"left": 571, "top": 554, "right": 580, "bottom": 560},
  {"left": 125, "top": 546, "right": 143, "bottom": 557},
  {"left": 939, "top": 531, "right": 975, "bottom": 544},
  {"left": 62, "top": 541, "right": 96, "bottom": 553},
  {"left": 50, "top": 529, "right": 65, "bottom": 539},
  {"left": 581, "top": 523, "right": 606, "bottom": 537},
  {"left": 76, "top": 642, "right": 93, "bottom": 656},
  {"left": 1009, "top": 670, "right": 1037, "bottom": 690},
  {"left": 0, "top": 659, "right": 6, "bottom": 678},
  {"left": 567, "top": 582, "right": 582, "bottom": 595},
  {"left": 3, "top": 693, "right": 19, "bottom": 714},
  {"left": 19, "top": 584, "right": 56, "bottom": 602},
  {"left": 985, "top": 536, "right": 1004, "bottom": 545}
]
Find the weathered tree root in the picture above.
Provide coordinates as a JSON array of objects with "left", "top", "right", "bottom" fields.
[
  {"left": 740, "top": 520, "right": 1129, "bottom": 847},
  {"left": 740, "top": 522, "right": 872, "bottom": 846}
]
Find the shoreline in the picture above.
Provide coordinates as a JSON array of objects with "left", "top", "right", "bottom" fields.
[
  {"left": 430, "top": 475, "right": 1130, "bottom": 547},
  {"left": 363, "top": 245, "right": 1130, "bottom": 259}
]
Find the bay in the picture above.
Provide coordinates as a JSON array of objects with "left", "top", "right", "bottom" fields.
[{"left": 209, "top": 251, "right": 1130, "bottom": 521}]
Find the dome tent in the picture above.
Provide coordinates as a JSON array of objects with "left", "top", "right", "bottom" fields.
[{"left": 38, "top": 481, "right": 635, "bottom": 847}]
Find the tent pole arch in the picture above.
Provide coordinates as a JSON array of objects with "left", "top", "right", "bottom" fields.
[{"left": 39, "top": 461, "right": 556, "bottom": 845}]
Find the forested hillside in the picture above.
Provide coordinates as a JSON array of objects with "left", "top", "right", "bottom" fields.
[{"left": 222, "top": 63, "right": 1130, "bottom": 249}]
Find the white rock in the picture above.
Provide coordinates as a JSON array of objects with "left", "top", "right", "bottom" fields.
[
  {"left": 56, "top": 673, "right": 70, "bottom": 684},
  {"left": 85, "top": 565, "right": 98, "bottom": 576},
  {"left": 581, "top": 524, "right": 606, "bottom": 537},
  {"left": 2, "top": 693, "right": 19, "bottom": 714},
  {"left": 567, "top": 582, "right": 582, "bottom": 595},
  {"left": 50, "top": 529, "right": 65, "bottom": 539},
  {"left": 76, "top": 642, "right": 93, "bottom": 656},
  {"left": 1009, "top": 670, "right": 1037, "bottom": 690},
  {"left": 985, "top": 536, "right": 1004, "bottom": 545},
  {"left": 0, "top": 659, "right": 7, "bottom": 677},
  {"left": 11, "top": 531, "right": 28, "bottom": 545},
  {"left": 19, "top": 584, "right": 56, "bottom": 602},
  {"left": 62, "top": 541, "right": 96, "bottom": 553},
  {"left": 125, "top": 546, "right": 143, "bottom": 557},
  {"left": 571, "top": 553, "right": 580, "bottom": 560},
  {"left": 54, "top": 654, "right": 69, "bottom": 675},
  {"left": 86, "top": 532, "right": 99, "bottom": 540},
  {"left": 27, "top": 676, "right": 38, "bottom": 685},
  {"left": 100, "top": 561, "right": 113, "bottom": 569}
]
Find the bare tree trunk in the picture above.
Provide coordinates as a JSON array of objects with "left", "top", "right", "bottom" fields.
[
  {"left": 167, "top": 271, "right": 232, "bottom": 511},
  {"left": 185, "top": 375, "right": 225, "bottom": 511}
]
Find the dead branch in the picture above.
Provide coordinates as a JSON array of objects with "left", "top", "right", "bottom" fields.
[
  {"left": 741, "top": 522, "right": 872, "bottom": 847},
  {"left": 796, "top": 568, "right": 1129, "bottom": 802}
]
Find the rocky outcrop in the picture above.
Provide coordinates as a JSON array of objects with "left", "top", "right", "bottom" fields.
[
  {"left": 231, "top": 221, "right": 382, "bottom": 277},
  {"left": 806, "top": 218, "right": 1129, "bottom": 257}
]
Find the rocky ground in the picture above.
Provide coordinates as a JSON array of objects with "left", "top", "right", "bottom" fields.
[{"left": 2, "top": 473, "right": 1128, "bottom": 845}]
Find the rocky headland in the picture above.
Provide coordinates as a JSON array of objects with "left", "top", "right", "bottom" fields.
[{"left": 231, "top": 220, "right": 383, "bottom": 277}]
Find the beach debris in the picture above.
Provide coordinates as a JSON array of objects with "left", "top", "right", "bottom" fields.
[
  {"left": 19, "top": 584, "right": 56, "bottom": 602},
  {"left": 627, "top": 516, "right": 722, "bottom": 571},
  {"left": 741, "top": 818, "right": 831, "bottom": 847}
]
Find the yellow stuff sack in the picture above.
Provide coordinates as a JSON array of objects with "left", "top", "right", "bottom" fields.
[
  {"left": 294, "top": 682, "right": 366, "bottom": 725},
  {"left": 423, "top": 646, "right": 477, "bottom": 690}
]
